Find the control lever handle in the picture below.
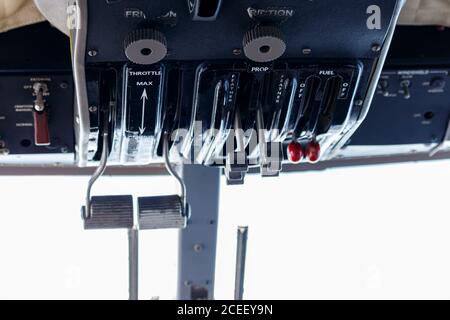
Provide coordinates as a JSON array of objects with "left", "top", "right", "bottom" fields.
[
  {"left": 137, "top": 133, "right": 189, "bottom": 230},
  {"left": 81, "top": 105, "right": 134, "bottom": 229},
  {"left": 225, "top": 111, "right": 248, "bottom": 185},
  {"left": 256, "top": 108, "right": 281, "bottom": 177},
  {"left": 81, "top": 106, "right": 137, "bottom": 300}
]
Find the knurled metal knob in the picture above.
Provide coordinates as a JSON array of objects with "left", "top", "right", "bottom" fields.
[
  {"left": 125, "top": 29, "right": 168, "bottom": 65},
  {"left": 243, "top": 26, "right": 286, "bottom": 63}
]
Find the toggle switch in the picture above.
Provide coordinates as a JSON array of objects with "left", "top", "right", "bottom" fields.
[
  {"left": 32, "top": 82, "right": 50, "bottom": 146},
  {"left": 400, "top": 79, "right": 411, "bottom": 99},
  {"left": 378, "top": 79, "right": 389, "bottom": 97}
]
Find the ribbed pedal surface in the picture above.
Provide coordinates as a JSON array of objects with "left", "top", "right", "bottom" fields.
[
  {"left": 84, "top": 195, "right": 134, "bottom": 230},
  {"left": 138, "top": 195, "right": 186, "bottom": 230}
]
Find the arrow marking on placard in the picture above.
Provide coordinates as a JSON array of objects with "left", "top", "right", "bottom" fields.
[{"left": 139, "top": 88, "right": 148, "bottom": 135}]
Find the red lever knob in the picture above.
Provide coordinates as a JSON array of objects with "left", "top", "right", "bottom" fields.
[
  {"left": 306, "top": 141, "right": 320, "bottom": 163},
  {"left": 287, "top": 141, "right": 304, "bottom": 163}
]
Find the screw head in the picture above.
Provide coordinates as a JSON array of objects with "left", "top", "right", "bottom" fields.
[
  {"left": 302, "top": 48, "right": 312, "bottom": 55},
  {"left": 88, "top": 50, "right": 98, "bottom": 57},
  {"left": 60, "top": 82, "right": 69, "bottom": 89},
  {"left": 371, "top": 44, "right": 381, "bottom": 52},
  {"left": 232, "top": 48, "right": 242, "bottom": 56},
  {"left": 88, "top": 106, "right": 98, "bottom": 113},
  {"left": 193, "top": 244, "right": 203, "bottom": 252},
  {"left": 354, "top": 99, "right": 364, "bottom": 106}
]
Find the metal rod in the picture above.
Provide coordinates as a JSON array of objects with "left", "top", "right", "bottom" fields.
[
  {"left": 83, "top": 108, "right": 109, "bottom": 219},
  {"left": 234, "top": 111, "right": 245, "bottom": 153},
  {"left": 128, "top": 228, "right": 139, "bottom": 300},
  {"left": 256, "top": 108, "right": 267, "bottom": 165},
  {"left": 234, "top": 226, "right": 248, "bottom": 300},
  {"left": 163, "top": 133, "right": 187, "bottom": 209}
]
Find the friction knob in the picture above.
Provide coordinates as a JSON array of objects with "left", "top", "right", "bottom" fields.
[
  {"left": 243, "top": 26, "right": 286, "bottom": 63},
  {"left": 125, "top": 29, "right": 168, "bottom": 65}
]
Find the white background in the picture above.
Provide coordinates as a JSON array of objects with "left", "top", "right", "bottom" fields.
[{"left": 0, "top": 160, "right": 450, "bottom": 299}]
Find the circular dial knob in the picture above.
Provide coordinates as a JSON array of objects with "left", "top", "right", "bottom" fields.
[
  {"left": 125, "top": 29, "right": 168, "bottom": 65},
  {"left": 243, "top": 26, "right": 286, "bottom": 63}
]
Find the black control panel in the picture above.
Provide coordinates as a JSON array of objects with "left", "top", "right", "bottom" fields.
[
  {"left": 347, "top": 26, "right": 450, "bottom": 157},
  {"left": 0, "top": 23, "right": 74, "bottom": 163},
  {"left": 73, "top": 0, "right": 402, "bottom": 179},
  {"left": 0, "top": 73, "right": 74, "bottom": 156},
  {"left": 350, "top": 68, "right": 450, "bottom": 146},
  {"left": 85, "top": 0, "right": 397, "bottom": 63},
  {"left": 0, "top": 1, "right": 408, "bottom": 174}
]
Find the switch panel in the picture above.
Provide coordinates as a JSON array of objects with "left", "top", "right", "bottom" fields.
[
  {"left": 347, "top": 68, "right": 450, "bottom": 154},
  {"left": 0, "top": 21, "right": 74, "bottom": 165},
  {"left": 0, "top": 73, "right": 74, "bottom": 163}
]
